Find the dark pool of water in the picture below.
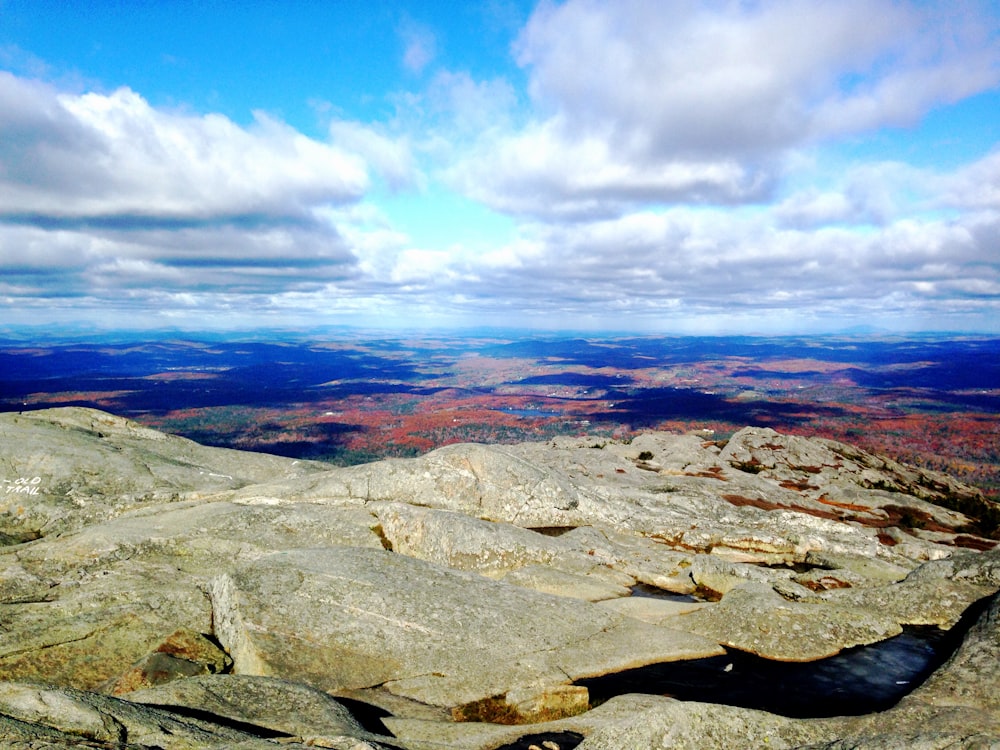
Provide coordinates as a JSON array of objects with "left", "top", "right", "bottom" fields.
[{"left": 579, "top": 595, "right": 991, "bottom": 718}]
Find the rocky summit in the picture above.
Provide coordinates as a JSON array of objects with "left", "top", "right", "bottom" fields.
[{"left": 0, "top": 407, "right": 998, "bottom": 749}]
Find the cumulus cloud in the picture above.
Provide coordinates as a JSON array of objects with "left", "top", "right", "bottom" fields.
[
  {"left": 0, "top": 70, "right": 376, "bottom": 320},
  {"left": 2, "top": 1, "right": 998, "bottom": 333},
  {"left": 450, "top": 119, "right": 773, "bottom": 219},
  {"left": 0, "top": 72, "right": 368, "bottom": 221},
  {"left": 398, "top": 195, "right": 999, "bottom": 331},
  {"left": 450, "top": 0, "right": 1000, "bottom": 218},
  {"left": 328, "top": 120, "right": 419, "bottom": 191},
  {"left": 935, "top": 149, "right": 1000, "bottom": 210},
  {"left": 518, "top": 0, "right": 999, "bottom": 154}
]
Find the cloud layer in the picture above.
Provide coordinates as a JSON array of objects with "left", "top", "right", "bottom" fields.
[{"left": 1, "top": 1, "right": 999, "bottom": 333}]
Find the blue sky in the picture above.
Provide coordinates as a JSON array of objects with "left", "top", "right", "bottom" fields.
[{"left": 1, "top": 0, "right": 999, "bottom": 334}]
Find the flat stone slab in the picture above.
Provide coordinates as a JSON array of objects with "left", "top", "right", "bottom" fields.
[
  {"left": 595, "top": 596, "right": 709, "bottom": 623},
  {"left": 666, "top": 581, "right": 902, "bottom": 661},
  {"left": 123, "top": 674, "right": 370, "bottom": 740},
  {"left": 209, "top": 546, "right": 724, "bottom": 715},
  {"left": 501, "top": 564, "right": 632, "bottom": 601},
  {"left": 814, "top": 576, "right": 994, "bottom": 629},
  {"left": 371, "top": 501, "right": 574, "bottom": 576}
]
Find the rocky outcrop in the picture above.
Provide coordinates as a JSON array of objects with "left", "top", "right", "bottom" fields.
[
  {"left": 664, "top": 581, "right": 904, "bottom": 661},
  {"left": 0, "top": 407, "right": 998, "bottom": 749},
  {"left": 208, "top": 546, "right": 722, "bottom": 721}
]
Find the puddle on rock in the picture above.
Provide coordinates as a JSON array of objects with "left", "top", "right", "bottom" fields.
[
  {"left": 579, "top": 596, "right": 991, "bottom": 718},
  {"left": 527, "top": 526, "right": 578, "bottom": 537},
  {"left": 629, "top": 583, "right": 699, "bottom": 602},
  {"left": 493, "top": 730, "right": 584, "bottom": 750}
]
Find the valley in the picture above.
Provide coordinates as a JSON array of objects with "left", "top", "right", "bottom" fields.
[{"left": 2, "top": 331, "right": 998, "bottom": 509}]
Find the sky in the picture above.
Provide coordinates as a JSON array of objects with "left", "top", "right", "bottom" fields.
[{"left": 1, "top": 0, "right": 999, "bottom": 335}]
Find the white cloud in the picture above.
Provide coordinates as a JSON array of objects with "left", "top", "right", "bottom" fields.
[
  {"left": 0, "top": 72, "right": 369, "bottom": 220},
  {"left": 517, "top": 0, "right": 999, "bottom": 154},
  {"left": 399, "top": 18, "right": 437, "bottom": 75},
  {"left": 449, "top": 119, "right": 771, "bottom": 219},
  {"left": 329, "top": 120, "right": 419, "bottom": 191},
  {"left": 412, "top": 198, "right": 1000, "bottom": 330},
  {"left": 1, "top": 1, "right": 998, "bottom": 334},
  {"left": 935, "top": 149, "right": 1000, "bottom": 210},
  {"left": 425, "top": 70, "right": 517, "bottom": 136},
  {"left": 0, "top": 70, "right": 381, "bottom": 316},
  {"left": 450, "top": 0, "right": 1000, "bottom": 218}
]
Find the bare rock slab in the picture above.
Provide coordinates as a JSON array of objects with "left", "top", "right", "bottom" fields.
[
  {"left": 123, "top": 674, "right": 373, "bottom": 742},
  {"left": 0, "top": 407, "right": 325, "bottom": 541},
  {"left": 0, "top": 681, "right": 259, "bottom": 748},
  {"left": 500, "top": 564, "right": 632, "bottom": 601},
  {"left": 668, "top": 581, "right": 902, "bottom": 661},
  {"left": 209, "top": 546, "right": 723, "bottom": 720}
]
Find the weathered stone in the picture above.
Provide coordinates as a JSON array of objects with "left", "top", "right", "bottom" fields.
[
  {"left": 904, "top": 546, "right": 1000, "bottom": 588},
  {"left": 557, "top": 525, "right": 696, "bottom": 594},
  {"left": 501, "top": 564, "right": 632, "bottom": 601},
  {"left": 0, "top": 566, "right": 213, "bottom": 689},
  {"left": 236, "top": 441, "right": 588, "bottom": 527},
  {"left": 123, "top": 674, "right": 375, "bottom": 742},
  {"left": 689, "top": 554, "right": 792, "bottom": 597},
  {"left": 102, "top": 627, "right": 231, "bottom": 695},
  {"left": 566, "top": 694, "right": 836, "bottom": 750},
  {"left": 667, "top": 580, "right": 903, "bottom": 661},
  {"left": 1, "top": 408, "right": 998, "bottom": 749},
  {"left": 899, "top": 592, "right": 1000, "bottom": 714},
  {"left": 803, "top": 549, "right": 913, "bottom": 585},
  {"left": 792, "top": 566, "right": 866, "bottom": 592},
  {"left": 814, "top": 574, "right": 993, "bottom": 628},
  {"left": 595, "top": 595, "right": 708, "bottom": 623},
  {"left": 104, "top": 652, "right": 212, "bottom": 697},
  {"left": 371, "top": 501, "right": 573, "bottom": 576},
  {"left": 0, "top": 499, "right": 386, "bottom": 690},
  {"left": 0, "top": 407, "right": 325, "bottom": 541},
  {"left": 0, "top": 681, "right": 261, "bottom": 748},
  {"left": 209, "top": 546, "right": 724, "bottom": 716}
]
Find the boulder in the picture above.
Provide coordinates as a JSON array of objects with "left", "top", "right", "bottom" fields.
[
  {"left": 0, "top": 407, "right": 325, "bottom": 541},
  {"left": 666, "top": 581, "right": 903, "bottom": 661},
  {"left": 209, "top": 546, "right": 724, "bottom": 721},
  {"left": 371, "top": 501, "right": 573, "bottom": 576},
  {"left": 123, "top": 674, "right": 381, "bottom": 743}
]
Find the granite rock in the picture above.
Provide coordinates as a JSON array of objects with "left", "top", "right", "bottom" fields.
[
  {"left": 208, "top": 546, "right": 724, "bottom": 720},
  {"left": 0, "top": 408, "right": 998, "bottom": 749}
]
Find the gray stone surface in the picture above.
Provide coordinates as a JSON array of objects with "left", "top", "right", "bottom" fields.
[
  {"left": 123, "top": 674, "right": 374, "bottom": 741},
  {"left": 0, "top": 681, "right": 260, "bottom": 748},
  {"left": 666, "top": 580, "right": 903, "bottom": 660},
  {"left": 371, "top": 501, "right": 574, "bottom": 576},
  {"left": 0, "top": 499, "right": 385, "bottom": 689},
  {"left": 500, "top": 564, "right": 633, "bottom": 601},
  {"left": 0, "top": 408, "right": 998, "bottom": 749},
  {"left": 595, "top": 595, "right": 708, "bottom": 623},
  {"left": 813, "top": 575, "right": 993, "bottom": 628},
  {"left": 0, "top": 407, "right": 325, "bottom": 540},
  {"left": 209, "top": 546, "right": 724, "bottom": 719}
]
